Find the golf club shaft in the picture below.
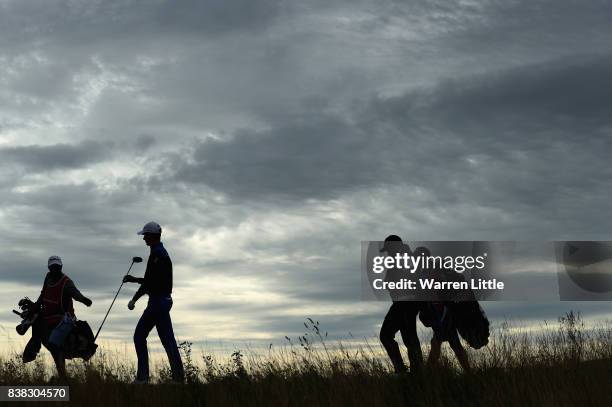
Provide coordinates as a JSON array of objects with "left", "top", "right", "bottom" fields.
[{"left": 94, "top": 261, "right": 135, "bottom": 341}]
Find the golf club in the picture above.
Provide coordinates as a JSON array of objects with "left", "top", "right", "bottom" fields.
[{"left": 94, "top": 256, "right": 143, "bottom": 341}]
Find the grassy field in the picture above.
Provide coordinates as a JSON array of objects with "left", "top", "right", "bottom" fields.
[{"left": 0, "top": 312, "right": 610, "bottom": 406}]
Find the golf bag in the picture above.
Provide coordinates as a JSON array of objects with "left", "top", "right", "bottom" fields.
[
  {"left": 63, "top": 319, "right": 98, "bottom": 360},
  {"left": 419, "top": 302, "right": 458, "bottom": 342},
  {"left": 15, "top": 297, "right": 98, "bottom": 362},
  {"left": 451, "top": 301, "right": 490, "bottom": 349},
  {"left": 14, "top": 297, "right": 39, "bottom": 335}
]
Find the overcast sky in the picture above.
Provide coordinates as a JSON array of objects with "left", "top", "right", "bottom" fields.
[{"left": 1, "top": 0, "right": 611, "bottom": 354}]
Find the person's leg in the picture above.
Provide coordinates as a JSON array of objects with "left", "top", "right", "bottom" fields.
[
  {"left": 154, "top": 297, "right": 184, "bottom": 382},
  {"left": 49, "top": 346, "right": 66, "bottom": 378},
  {"left": 425, "top": 303, "right": 445, "bottom": 367},
  {"left": 39, "top": 322, "right": 66, "bottom": 379},
  {"left": 380, "top": 303, "right": 406, "bottom": 373},
  {"left": 448, "top": 330, "right": 470, "bottom": 371},
  {"left": 400, "top": 303, "right": 424, "bottom": 373},
  {"left": 133, "top": 304, "right": 156, "bottom": 381},
  {"left": 427, "top": 337, "right": 442, "bottom": 367}
]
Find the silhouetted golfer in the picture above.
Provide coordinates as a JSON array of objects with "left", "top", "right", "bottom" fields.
[
  {"left": 123, "top": 221, "right": 184, "bottom": 383},
  {"left": 414, "top": 246, "right": 470, "bottom": 371},
  {"left": 26, "top": 256, "right": 92, "bottom": 379},
  {"left": 378, "top": 235, "right": 424, "bottom": 374}
]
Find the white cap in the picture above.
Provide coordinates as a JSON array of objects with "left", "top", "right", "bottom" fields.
[
  {"left": 137, "top": 221, "right": 162, "bottom": 235},
  {"left": 48, "top": 255, "right": 63, "bottom": 267}
]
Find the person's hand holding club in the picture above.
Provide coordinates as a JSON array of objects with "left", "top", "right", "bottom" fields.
[
  {"left": 123, "top": 275, "right": 138, "bottom": 283},
  {"left": 127, "top": 300, "right": 136, "bottom": 311}
]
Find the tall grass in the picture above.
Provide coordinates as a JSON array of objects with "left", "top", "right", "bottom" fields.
[{"left": 0, "top": 311, "right": 610, "bottom": 406}]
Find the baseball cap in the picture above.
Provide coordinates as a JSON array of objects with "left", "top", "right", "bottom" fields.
[
  {"left": 137, "top": 221, "right": 162, "bottom": 235},
  {"left": 48, "top": 255, "right": 63, "bottom": 267}
]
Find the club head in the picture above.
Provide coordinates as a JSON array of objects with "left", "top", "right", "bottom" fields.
[{"left": 132, "top": 256, "right": 143, "bottom": 263}]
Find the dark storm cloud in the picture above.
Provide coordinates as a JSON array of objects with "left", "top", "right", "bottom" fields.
[
  {"left": 0, "top": 0, "right": 283, "bottom": 46},
  {"left": 0, "top": 140, "right": 113, "bottom": 171},
  {"left": 161, "top": 117, "right": 375, "bottom": 200},
  {"left": 385, "top": 54, "right": 612, "bottom": 129},
  {"left": 161, "top": 54, "right": 612, "bottom": 211},
  {"left": 438, "top": 0, "right": 612, "bottom": 56},
  {"left": 153, "top": 0, "right": 284, "bottom": 36}
]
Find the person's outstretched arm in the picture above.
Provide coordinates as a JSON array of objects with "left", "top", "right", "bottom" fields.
[{"left": 65, "top": 280, "right": 92, "bottom": 307}]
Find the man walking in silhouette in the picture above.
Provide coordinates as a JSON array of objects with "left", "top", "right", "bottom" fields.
[
  {"left": 378, "top": 235, "right": 425, "bottom": 374},
  {"left": 123, "top": 221, "right": 184, "bottom": 383},
  {"left": 26, "top": 256, "right": 92, "bottom": 379}
]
